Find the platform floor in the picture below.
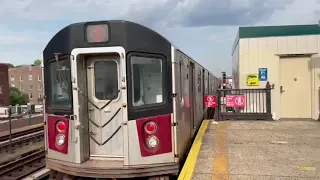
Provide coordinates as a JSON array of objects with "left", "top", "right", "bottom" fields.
[{"left": 178, "top": 119, "right": 320, "bottom": 180}]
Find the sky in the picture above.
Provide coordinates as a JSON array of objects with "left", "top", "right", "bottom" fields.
[{"left": 0, "top": 0, "right": 319, "bottom": 75}]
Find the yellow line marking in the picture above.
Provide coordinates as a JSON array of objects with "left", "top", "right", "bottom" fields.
[
  {"left": 212, "top": 122, "right": 231, "bottom": 180},
  {"left": 298, "top": 167, "right": 316, "bottom": 171},
  {"left": 178, "top": 120, "right": 210, "bottom": 180},
  {"left": 16, "top": 122, "right": 45, "bottom": 132},
  {"left": 29, "top": 122, "right": 45, "bottom": 128}
]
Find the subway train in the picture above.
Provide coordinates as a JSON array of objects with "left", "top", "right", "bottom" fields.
[{"left": 42, "top": 20, "right": 220, "bottom": 179}]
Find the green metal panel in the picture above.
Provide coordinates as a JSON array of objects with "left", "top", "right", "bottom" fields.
[{"left": 232, "top": 24, "right": 320, "bottom": 55}]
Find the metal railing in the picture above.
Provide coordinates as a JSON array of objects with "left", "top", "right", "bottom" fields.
[
  {"left": 216, "top": 84, "right": 273, "bottom": 120},
  {"left": 0, "top": 104, "right": 43, "bottom": 120},
  {"left": 0, "top": 104, "right": 44, "bottom": 153}
]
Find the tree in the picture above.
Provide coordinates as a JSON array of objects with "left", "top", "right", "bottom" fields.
[
  {"left": 33, "top": 59, "right": 42, "bottom": 66},
  {"left": 10, "top": 87, "right": 26, "bottom": 105},
  {"left": 8, "top": 63, "right": 15, "bottom": 68}
]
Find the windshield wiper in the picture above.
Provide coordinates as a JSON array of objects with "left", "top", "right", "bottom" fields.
[{"left": 54, "top": 53, "right": 64, "bottom": 84}]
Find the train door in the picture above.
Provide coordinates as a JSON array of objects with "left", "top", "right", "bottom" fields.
[
  {"left": 86, "top": 55, "right": 124, "bottom": 158},
  {"left": 189, "top": 62, "right": 195, "bottom": 134}
]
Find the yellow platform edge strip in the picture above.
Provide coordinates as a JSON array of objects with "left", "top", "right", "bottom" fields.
[
  {"left": 177, "top": 120, "right": 210, "bottom": 180},
  {"left": 19, "top": 122, "right": 45, "bottom": 131},
  {"left": 30, "top": 122, "right": 45, "bottom": 128}
]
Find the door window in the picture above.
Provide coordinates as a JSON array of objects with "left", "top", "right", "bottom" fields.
[{"left": 94, "top": 60, "right": 119, "bottom": 100}]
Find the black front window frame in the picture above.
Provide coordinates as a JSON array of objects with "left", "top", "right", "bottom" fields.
[
  {"left": 127, "top": 52, "right": 168, "bottom": 110},
  {"left": 45, "top": 56, "right": 73, "bottom": 112}
]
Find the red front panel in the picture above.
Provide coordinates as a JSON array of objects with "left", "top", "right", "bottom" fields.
[
  {"left": 136, "top": 114, "right": 172, "bottom": 157},
  {"left": 47, "top": 115, "right": 70, "bottom": 154}
]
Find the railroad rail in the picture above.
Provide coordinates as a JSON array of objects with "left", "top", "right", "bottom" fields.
[
  {"left": 0, "top": 125, "right": 44, "bottom": 142},
  {"left": 0, "top": 149, "right": 46, "bottom": 180},
  {"left": 22, "top": 168, "right": 51, "bottom": 180}
]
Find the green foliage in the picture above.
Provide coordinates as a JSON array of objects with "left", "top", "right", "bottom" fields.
[
  {"left": 33, "top": 59, "right": 41, "bottom": 66},
  {"left": 10, "top": 87, "right": 26, "bottom": 105},
  {"left": 7, "top": 59, "right": 41, "bottom": 69},
  {"left": 8, "top": 63, "right": 15, "bottom": 68}
]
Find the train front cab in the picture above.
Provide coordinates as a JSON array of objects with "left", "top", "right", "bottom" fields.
[{"left": 44, "top": 21, "right": 178, "bottom": 179}]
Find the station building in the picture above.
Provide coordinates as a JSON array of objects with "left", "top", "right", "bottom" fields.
[{"left": 232, "top": 24, "right": 320, "bottom": 120}]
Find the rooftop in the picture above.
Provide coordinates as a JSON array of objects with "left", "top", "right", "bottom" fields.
[{"left": 232, "top": 24, "right": 320, "bottom": 54}]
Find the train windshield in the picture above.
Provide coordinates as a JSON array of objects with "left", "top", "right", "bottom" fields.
[
  {"left": 48, "top": 59, "right": 72, "bottom": 109},
  {"left": 131, "top": 56, "right": 164, "bottom": 107}
]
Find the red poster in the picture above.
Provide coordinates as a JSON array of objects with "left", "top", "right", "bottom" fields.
[
  {"left": 226, "top": 95, "right": 245, "bottom": 108},
  {"left": 204, "top": 95, "right": 217, "bottom": 108}
]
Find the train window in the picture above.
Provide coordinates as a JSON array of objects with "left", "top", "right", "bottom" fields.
[
  {"left": 48, "top": 60, "right": 72, "bottom": 109},
  {"left": 94, "top": 61, "right": 118, "bottom": 100},
  {"left": 130, "top": 56, "right": 164, "bottom": 107}
]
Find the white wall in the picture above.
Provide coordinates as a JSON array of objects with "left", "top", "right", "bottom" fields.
[{"left": 238, "top": 35, "right": 320, "bottom": 120}]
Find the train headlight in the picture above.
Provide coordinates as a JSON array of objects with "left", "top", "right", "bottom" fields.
[
  {"left": 146, "top": 136, "right": 159, "bottom": 148},
  {"left": 56, "top": 134, "right": 66, "bottom": 146}
]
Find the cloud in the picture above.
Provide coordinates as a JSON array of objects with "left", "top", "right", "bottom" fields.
[
  {"left": 169, "top": 0, "right": 293, "bottom": 27},
  {"left": 0, "top": 0, "right": 300, "bottom": 28},
  {"left": 0, "top": 0, "right": 110, "bottom": 22},
  {"left": 0, "top": 0, "right": 318, "bottom": 74},
  {"left": 0, "top": 35, "right": 44, "bottom": 45},
  {"left": 0, "top": 25, "right": 51, "bottom": 45},
  {"left": 107, "top": 0, "right": 296, "bottom": 27},
  {"left": 258, "top": 0, "right": 320, "bottom": 25},
  {"left": 0, "top": 0, "right": 318, "bottom": 28}
]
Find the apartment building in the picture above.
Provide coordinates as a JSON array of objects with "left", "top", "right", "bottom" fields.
[
  {"left": 9, "top": 65, "right": 43, "bottom": 105},
  {"left": 0, "top": 63, "right": 9, "bottom": 106}
]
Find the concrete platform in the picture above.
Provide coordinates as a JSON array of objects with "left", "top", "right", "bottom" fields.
[{"left": 178, "top": 119, "right": 320, "bottom": 180}]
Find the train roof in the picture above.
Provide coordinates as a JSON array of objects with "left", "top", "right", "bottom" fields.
[
  {"left": 43, "top": 20, "right": 217, "bottom": 77},
  {"left": 43, "top": 20, "right": 173, "bottom": 60}
]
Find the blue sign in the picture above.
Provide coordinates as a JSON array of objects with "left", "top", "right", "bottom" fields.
[{"left": 258, "top": 68, "right": 268, "bottom": 81}]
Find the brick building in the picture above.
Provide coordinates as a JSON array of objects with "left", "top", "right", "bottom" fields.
[
  {"left": 9, "top": 65, "right": 43, "bottom": 105},
  {"left": 0, "top": 63, "right": 9, "bottom": 106}
]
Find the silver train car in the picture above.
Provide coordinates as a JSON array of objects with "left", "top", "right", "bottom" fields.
[{"left": 42, "top": 20, "right": 220, "bottom": 179}]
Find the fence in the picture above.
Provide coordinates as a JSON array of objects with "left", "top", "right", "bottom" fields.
[
  {"left": 216, "top": 84, "right": 273, "bottom": 120},
  {"left": 0, "top": 105, "right": 44, "bottom": 153},
  {"left": 0, "top": 104, "right": 43, "bottom": 120}
]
